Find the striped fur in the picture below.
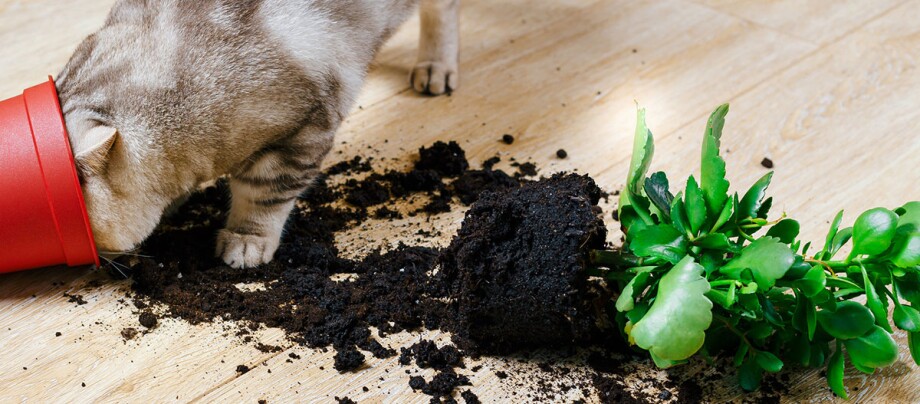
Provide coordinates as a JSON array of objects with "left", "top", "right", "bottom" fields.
[{"left": 58, "top": 0, "right": 461, "bottom": 268}]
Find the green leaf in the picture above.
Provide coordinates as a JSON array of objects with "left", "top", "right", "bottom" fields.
[
  {"left": 909, "top": 331, "right": 920, "bottom": 366},
  {"left": 852, "top": 207, "right": 899, "bottom": 256},
  {"left": 711, "top": 197, "right": 735, "bottom": 233},
  {"left": 827, "top": 345, "right": 848, "bottom": 399},
  {"left": 894, "top": 305, "right": 920, "bottom": 332},
  {"left": 794, "top": 265, "right": 826, "bottom": 298},
  {"left": 738, "top": 357, "right": 762, "bottom": 392},
  {"left": 828, "top": 227, "right": 853, "bottom": 259},
  {"left": 817, "top": 301, "right": 875, "bottom": 340},
  {"left": 706, "top": 289, "right": 733, "bottom": 309},
  {"left": 629, "top": 225, "right": 688, "bottom": 264},
  {"left": 888, "top": 224, "right": 920, "bottom": 268},
  {"left": 620, "top": 108, "right": 655, "bottom": 215},
  {"left": 822, "top": 210, "right": 845, "bottom": 260},
  {"left": 862, "top": 266, "right": 892, "bottom": 332},
  {"left": 649, "top": 351, "right": 685, "bottom": 368},
  {"left": 685, "top": 176, "right": 706, "bottom": 234},
  {"left": 733, "top": 343, "right": 749, "bottom": 367},
  {"left": 670, "top": 197, "right": 689, "bottom": 235},
  {"left": 766, "top": 219, "right": 800, "bottom": 244},
  {"left": 701, "top": 104, "right": 731, "bottom": 217},
  {"left": 895, "top": 201, "right": 920, "bottom": 228},
  {"left": 616, "top": 269, "right": 653, "bottom": 312},
  {"left": 754, "top": 351, "right": 783, "bottom": 373},
  {"left": 644, "top": 172, "right": 673, "bottom": 219},
  {"left": 631, "top": 256, "right": 712, "bottom": 361},
  {"left": 738, "top": 172, "right": 773, "bottom": 220},
  {"left": 694, "top": 233, "right": 733, "bottom": 250},
  {"left": 843, "top": 326, "right": 899, "bottom": 369},
  {"left": 720, "top": 237, "right": 794, "bottom": 291},
  {"left": 898, "top": 273, "right": 920, "bottom": 306}
]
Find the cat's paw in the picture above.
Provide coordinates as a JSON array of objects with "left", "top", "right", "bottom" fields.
[
  {"left": 410, "top": 61, "right": 459, "bottom": 96},
  {"left": 215, "top": 229, "right": 279, "bottom": 269}
]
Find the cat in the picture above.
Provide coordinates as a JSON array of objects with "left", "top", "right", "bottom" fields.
[{"left": 56, "top": 0, "right": 460, "bottom": 268}]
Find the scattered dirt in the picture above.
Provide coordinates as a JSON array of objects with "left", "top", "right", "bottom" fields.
[
  {"left": 557, "top": 149, "right": 568, "bottom": 159},
  {"left": 501, "top": 134, "right": 515, "bottom": 145},
  {"left": 109, "top": 141, "right": 791, "bottom": 402},
  {"left": 138, "top": 311, "right": 158, "bottom": 329},
  {"left": 64, "top": 293, "right": 87, "bottom": 305},
  {"left": 760, "top": 157, "right": 774, "bottom": 169},
  {"left": 120, "top": 328, "right": 138, "bottom": 340}
]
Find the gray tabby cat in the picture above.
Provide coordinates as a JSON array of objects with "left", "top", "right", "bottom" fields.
[{"left": 57, "top": 0, "right": 460, "bottom": 268}]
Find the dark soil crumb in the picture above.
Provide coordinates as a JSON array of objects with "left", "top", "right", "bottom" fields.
[
  {"left": 556, "top": 149, "right": 568, "bottom": 159},
  {"left": 494, "top": 371, "right": 508, "bottom": 379},
  {"left": 334, "top": 347, "right": 366, "bottom": 372},
  {"left": 399, "top": 340, "right": 464, "bottom": 370},
  {"left": 461, "top": 390, "right": 481, "bottom": 404},
  {"left": 55, "top": 332, "right": 62, "bottom": 337},
  {"left": 255, "top": 343, "right": 283, "bottom": 353},
  {"left": 512, "top": 162, "right": 538, "bottom": 178},
  {"left": 138, "top": 312, "right": 158, "bottom": 329},
  {"left": 439, "top": 174, "right": 607, "bottom": 353},
  {"left": 416, "top": 141, "right": 469, "bottom": 177},
  {"left": 335, "top": 396, "right": 357, "bottom": 404},
  {"left": 760, "top": 157, "right": 774, "bottom": 169},
  {"left": 64, "top": 293, "right": 87, "bottom": 305},
  {"left": 120, "top": 328, "right": 138, "bottom": 340},
  {"left": 236, "top": 365, "right": 250, "bottom": 374},
  {"left": 501, "top": 134, "right": 515, "bottom": 145}
]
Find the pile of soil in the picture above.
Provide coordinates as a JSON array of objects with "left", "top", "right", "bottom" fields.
[
  {"left": 438, "top": 174, "right": 608, "bottom": 353},
  {"left": 114, "top": 141, "right": 725, "bottom": 402}
]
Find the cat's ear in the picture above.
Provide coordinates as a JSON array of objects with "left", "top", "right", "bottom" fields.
[{"left": 75, "top": 126, "right": 119, "bottom": 176}]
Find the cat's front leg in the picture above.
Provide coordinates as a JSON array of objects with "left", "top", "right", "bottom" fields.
[
  {"left": 411, "top": 0, "right": 460, "bottom": 95},
  {"left": 217, "top": 129, "right": 332, "bottom": 268}
]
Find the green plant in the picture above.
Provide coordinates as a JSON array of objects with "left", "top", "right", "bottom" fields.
[{"left": 591, "top": 105, "right": 920, "bottom": 398}]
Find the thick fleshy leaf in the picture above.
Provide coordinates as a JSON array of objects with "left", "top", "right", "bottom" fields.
[
  {"left": 694, "top": 233, "right": 733, "bottom": 251},
  {"left": 852, "top": 207, "right": 899, "bottom": 256},
  {"left": 862, "top": 266, "right": 892, "bottom": 332},
  {"left": 817, "top": 301, "right": 875, "bottom": 340},
  {"left": 738, "top": 357, "right": 762, "bottom": 392},
  {"left": 644, "top": 171, "right": 673, "bottom": 219},
  {"left": 888, "top": 224, "right": 920, "bottom": 268},
  {"left": 822, "top": 211, "right": 844, "bottom": 260},
  {"left": 720, "top": 237, "right": 794, "bottom": 291},
  {"left": 827, "top": 346, "right": 848, "bottom": 399},
  {"left": 899, "top": 273, "right": 920, "bottom": 306},
  {"left": 620, "top": 108, "right": 655, "bottom": 216},
  {"left": 616, "top": 269, "right": 653, "bottom": 312},
  {"left": 766, "top": 219, "right": 800, "bottom": 244},
  {"left": 685, "top": 176, "right": 706, "bottom": 234},
  {"left": 738, "top": 172, "right": 773, "bottom": 220},
  {"left": 701, "top": 104, "right": 731, "bottom": 217},
  {"left": 631, "top": 256, "right": 712, "bottom": 361},
  {"left": 844, "top": 326, "right": 899, "bottom": 369},
  {"left": 629, "top": 225, "right": 688, "bottom": 264},
  {"left": 793, "top": 265, "right": 826, "bottom": 298},
  {"left": 894, "top": 305, "right": 920, "bottom": 332},
  {"left": 896, "top": 201, "right": 920, "bottom": 228},
  {"left": 670, "top": 196, "right": 690, "bottom": 235},
  {"left": 711, "top": 197, "right": 735, "bottom": 233},
  {"left": 828, "top": 227, "right": 853, "bottom": 259},
  {"left": 754, "top": 351, "right": 783, "bottom": 373}
]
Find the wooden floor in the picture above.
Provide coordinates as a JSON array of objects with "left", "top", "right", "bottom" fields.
[{"left": 2, "top": 0, "right": 920, "bottom": 402}]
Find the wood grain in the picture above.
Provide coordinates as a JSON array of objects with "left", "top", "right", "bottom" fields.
[{"left": 0, "top": 0, "right": 918, "bottom": 402}]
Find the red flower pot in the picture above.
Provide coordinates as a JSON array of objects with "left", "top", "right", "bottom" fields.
[{"left": 0, "top": 78, "right": 99, "bottom": 273}]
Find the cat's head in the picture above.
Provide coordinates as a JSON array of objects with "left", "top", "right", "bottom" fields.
[{"left": 67, "top": 122, "right": 169, "bottom": 256}]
